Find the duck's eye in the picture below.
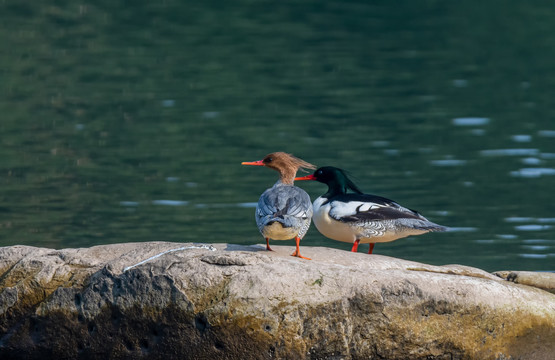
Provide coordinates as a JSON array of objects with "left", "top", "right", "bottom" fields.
[
  {"left": 265, "top": 157, "right": 273, "bottom": 163},
  {"left": 317, "top": 170, "right": 323, "bottom": 176}
]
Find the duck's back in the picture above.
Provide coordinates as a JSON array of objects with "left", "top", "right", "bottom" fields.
[{"left": 255, "top": 182, "right": 312, "bottom": 239}]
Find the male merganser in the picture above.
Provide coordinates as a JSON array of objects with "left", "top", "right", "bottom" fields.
[
  {"left": 295, "top": 166, "right": 447, "bottom": 254},
  {"left": 242, "top": 152, "right": 316, "bottom": 260}
]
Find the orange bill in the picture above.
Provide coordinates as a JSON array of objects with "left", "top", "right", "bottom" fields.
[
  {"left": 241, "top": 160, "right": 265, "bottom": 166},
  {"left": 294, "top": 174, "right": 316, "bottom": 181}
]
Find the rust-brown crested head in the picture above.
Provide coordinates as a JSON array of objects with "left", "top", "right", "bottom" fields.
[
  {"left": 244, "top": 152, "right": 316, "bottom": 184},
  {"left": 260, "top": 152, "right": 316, "bottom": 174}
]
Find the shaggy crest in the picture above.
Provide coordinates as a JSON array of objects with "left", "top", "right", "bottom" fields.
[{"left": 261, "top": 152, "right": 316, "bottom": 184}]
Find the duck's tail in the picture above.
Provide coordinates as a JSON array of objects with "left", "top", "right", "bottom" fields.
[{"left": 398, "top": 218, "right": 449, "bottom": 232}]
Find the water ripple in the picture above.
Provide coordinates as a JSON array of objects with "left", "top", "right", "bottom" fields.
[
  {"left": 371, "top": 140, "right": 390, "bottom": 147},
  {"left": 470, "top": 129, "right": 486, "bottom": 136},
  {"left": 506, "top": 217, "right": 555, "bottom": 224},
  {"left": 540, "top": 153, "right": 555, "bottom": 159},
  {"left": 480, "top": 148, "right": 539, "bottom": 156},
  {"left": 519, "top": 253, "right": 549, "bottom": 259},
  {"left": 475, "top": 239, "right": 496, "bottom": 244},
  {"left": 161, "top": 99, "right": 175, "bottom": 107},
  {"left": 505, "top": 217, "right": 535, "bottom": 222},
  {"left": 202, "top": 111, "right": 220, "bottom": 119},
  {"left": 514, "top": 224, "right": 553, "bottom": 231},
  {"left": 522, "top": 245, "right": 550, "bottom": 251},
  {"left": 522, "top": 239, "right": 554, "bottom": 244},
  {"left": 510, "top": 168, "right": 555, "bottom": 178},
  {"left": 430, "top": 159, "right": 467, "bottom": 166},
  {"left": 538, "top": 130, "right": 555, "bottom": 137},
  {"left": 152, "top": 200, "right": 189, "bottom": 206},
  {"left": 237, "top": 202, "right": 258, "bottom": 208},
  {"left": 496, "top": 234, "right": 518, "bottom": 239},
  {"left": 452, "top": 79, "right": 468, "bottom": 88},
  {"left": 447, "top": 227, "right": 478, "bottom": 232},
  {"left": 511, "top": 134, "right": 532, "bottom": 142},
  {"left": 452, "top": 117, "right": 490, "bottom": 126},
  {"left": 521, "top": 157, "right": 541, "bottom": 165},
  {"left": 120, "top": 201, "right": 140, "bottom": 207}
]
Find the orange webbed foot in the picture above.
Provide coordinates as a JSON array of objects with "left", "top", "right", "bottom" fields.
[
  {"left": 291, "top": 236, "right": 311, "bottom": 260},
  {"left": 290, "top": 250, "right": 311, "bottom": 260},
  {"left": 265, "top": 238, "right": 273, "bottom": 251}
]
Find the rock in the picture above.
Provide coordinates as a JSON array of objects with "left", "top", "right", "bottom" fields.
[
  {"left": 0, "top": 242, "right": 554, "bottom": 360},
  {"left": 494, "top": 270, "right": 555, "bottom": 294}
]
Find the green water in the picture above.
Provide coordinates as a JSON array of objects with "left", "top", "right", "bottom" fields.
[{"left": 1, "top": 1, "right": 554, "bottom": 272}]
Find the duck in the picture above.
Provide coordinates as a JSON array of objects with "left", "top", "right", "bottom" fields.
[
  {"left": 242, "top": 152, "right": 316, "bottom": 260},
  {"left": 295, "top": 166, "right": 447, "bottom": 254}
]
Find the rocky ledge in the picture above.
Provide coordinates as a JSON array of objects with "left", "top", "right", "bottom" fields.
[{"left": 0, "top": 242, "right": 554, "bottom": 360}]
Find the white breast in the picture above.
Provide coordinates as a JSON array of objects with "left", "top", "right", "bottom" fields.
[{"left": 312, "top": 197, "right": 358, "bottom": 244}]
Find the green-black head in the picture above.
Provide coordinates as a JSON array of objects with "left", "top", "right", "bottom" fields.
[{"left": 295, "top": 166, "right": 363, "bottom": 196}]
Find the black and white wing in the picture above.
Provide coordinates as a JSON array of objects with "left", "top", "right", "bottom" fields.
[
  {"left": 327, "top": 194, "right": 422, "bottom": 221},
  {"left": 328, "top": 193, "right": 446, "bottom": 234}
]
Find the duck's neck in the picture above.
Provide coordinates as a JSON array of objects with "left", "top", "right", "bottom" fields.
[
  {"left": 323, "top": 179, "right": 348, "bottom": 198},
  {"left": 278, "top": 167, "right": 297, "bottom": 185}
]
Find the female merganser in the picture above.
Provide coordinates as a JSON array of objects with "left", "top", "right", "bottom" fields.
[
  {"left": 242, "top": 152, "right": 316, "bottom": 260},
  {"left": 295, "top": 166, "right": 447, "bottom": 254}
]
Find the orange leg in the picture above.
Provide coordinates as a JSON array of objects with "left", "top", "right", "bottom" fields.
[
  {"left": 351, "top": 239, "right": 360, "bottom": 252},
  {"left": 368, "top": 243, "right": 375, "bottom": 254},
  {"left": 290, "top": 236, "right": 311, "bottom": 260},
  {"left": 265, "top": 238, "right": 273, "bottom": 251}
]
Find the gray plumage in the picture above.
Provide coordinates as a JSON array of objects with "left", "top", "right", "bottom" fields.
[
  {"left": 242, "top": 151, "right": 316, "bottom": 259},
  {"left": 256, "top": 181, "right": 313, "bottom": 240}
]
